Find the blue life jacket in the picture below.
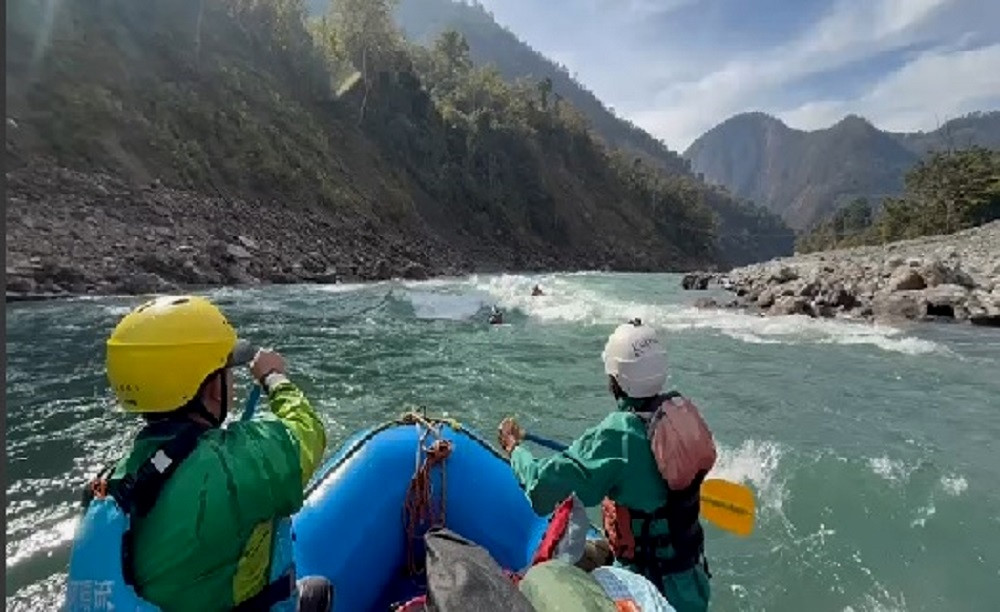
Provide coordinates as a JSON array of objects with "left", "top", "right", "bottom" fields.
[{"left": 63, "top": 421, "right": 297, "bottom": 612}]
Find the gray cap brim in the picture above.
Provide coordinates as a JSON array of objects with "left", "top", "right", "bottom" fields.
[{"left": 227, "top": 339, "right": 256, "bottom": 367}]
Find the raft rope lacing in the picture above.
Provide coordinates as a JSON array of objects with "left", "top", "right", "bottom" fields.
[{"left": 401, "top": 411, "right": 454, "bottom": 576}]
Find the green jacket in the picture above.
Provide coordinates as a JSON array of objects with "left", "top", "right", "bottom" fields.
[
  {"left": 111, "top": 379, "right": 327, "bottom": 611},
  {"left": 509, "top": 403, "right": 711, "bottom": 612}
]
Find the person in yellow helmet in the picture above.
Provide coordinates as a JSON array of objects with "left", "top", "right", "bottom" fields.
[{"left": 64, "top": 295, "right": 330, "bottom": 612}]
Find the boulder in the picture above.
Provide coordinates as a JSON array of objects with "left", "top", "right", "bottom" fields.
[
  {"left": 681, "top": 272, "right": 712, "bottom": 290},
  {"left": 401, "top": 261, "right": 429, "bottom": 280},
  {"left": 372, "top": 259, "right": 392, "bottom": 280},
  {"left": 768, "top": 266, "right": 798, "bottom": 284},
  {"left": 923, "top": 284, "right": 970, "bottom": 320},
  {"left": 756, "top": 287, "right": 776, "bottom": 309},
  {"left": 6, "top": 274, "right": 37, "bottom": 294},
  {"left": 226, "top": 244, "right": 253, "bottom": 260},
  {"left": 872, "top": 291, "right": 926, "bottom": 322},
  {"left": 919, "top": 259, "right": 975, "bottom": 288},
  {"left": 236, "top": 235, "right": 258, "bottom": 250},
  {"left": 118, "top": 272, "right": 175, "bottom": 295},
  {"left": 808, "top": 302, "right": 836, "bottom": 319},
  {"left": 969, "top": 291, "right": 1000, "bottom": 327},
  {"left": 769, "top": 296, "right": 810, "bottom": 316},
  {"left": 888, "top": 267, "right": 926, "bottom": 291},
  {"left": 693, "top": 297, "right": 719, "bottom": 309},
  {"left": 825, "top": 286, "right": 860, "bottom": 310}
]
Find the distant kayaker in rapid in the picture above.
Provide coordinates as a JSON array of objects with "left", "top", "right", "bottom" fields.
[
  {"left": 531, "top": 284, "right": 544, "bottom": 296},
  {"left": 488, "top": 305, "right": 504, "bottom": 325},
  {"left": 498, "top": 319, "right": 716, "bottom": 612},
  {"left": 64, "top": 296, "right": 331, "bottom": 612}
]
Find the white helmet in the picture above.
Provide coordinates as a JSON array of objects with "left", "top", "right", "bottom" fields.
[{"left": 601, "top": 319, "right": 667, "bottom": 398}]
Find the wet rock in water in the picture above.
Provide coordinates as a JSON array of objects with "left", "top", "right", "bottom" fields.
[
  {"left": 682, "top": 272, "right": 712, "bottom": 290},
  {"left": 808, "top": 302, "right": 836, "bottom": 319},
  {"left": 401, "top": 261, "right": 428, "bottom": 280},
  {"left": 693, "top": 297, "right": 719, "bottom": 309},
  {"left": 310, "top": 268, "right": 339, "bottom": 284},
  {"left": 755, "top": 287, "right": 777, "bottom": 309},
  {"left": 769, "top": 295, "right": 810, "bottom": 316},
  {"left": 372, "top": 259, "right": 392, "bottom": 281}
]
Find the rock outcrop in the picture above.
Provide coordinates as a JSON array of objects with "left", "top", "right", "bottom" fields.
[{"left": 691, "top": 222, "right": 1000, "bottom": 327}]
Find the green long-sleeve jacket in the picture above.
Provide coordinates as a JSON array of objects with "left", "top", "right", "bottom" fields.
[
  {"left": 110, "top": 378, "right": 327, "bottom": 611},
  {"left": 509, "top": 403, "right": 711, "bottom": 612}
]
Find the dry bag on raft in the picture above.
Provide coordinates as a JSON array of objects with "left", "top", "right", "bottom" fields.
[{"left": 644, "top": 391, "right": 717, "bottom": 491}]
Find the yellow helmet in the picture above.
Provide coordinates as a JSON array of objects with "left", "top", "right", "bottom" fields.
[{"left": 106, "top": 295, "right": 252, "bottom": 413}]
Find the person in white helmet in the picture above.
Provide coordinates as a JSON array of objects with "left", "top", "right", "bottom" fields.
[{"left": 498, "top": 319, "right": 715, "bottom": 612}]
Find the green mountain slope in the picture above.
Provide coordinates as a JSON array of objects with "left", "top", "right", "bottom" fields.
[
  {"left": 7, "top": 0, "right": 733, "bottom": 283},
  {"left": 386, "top": 0, "right": 795, "bottom": 265}
]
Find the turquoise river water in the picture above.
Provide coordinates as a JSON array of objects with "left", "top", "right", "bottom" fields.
[{"left": 6, "top": 273, "right": 1000, "bottom": 611}]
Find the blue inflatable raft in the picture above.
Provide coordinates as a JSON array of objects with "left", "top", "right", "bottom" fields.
[{"left": 292, "top": 413, "right": 597, "bottom": 611}]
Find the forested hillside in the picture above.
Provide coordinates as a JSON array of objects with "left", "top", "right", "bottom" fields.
[
  {"left": 796, "top": 147, "right": 1000, "bottom": 253},
  {"left": 7, "top": 0, "right": 732, "bottom": 289},
  {"left": 389, "top": 0, "right": 794, "bottom": 265}
]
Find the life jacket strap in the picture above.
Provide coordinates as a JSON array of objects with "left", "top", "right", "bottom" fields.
[
  {"left": 107, "top": 422, "right": 208, "bottom": 518},
  {"left": 231, "top": 570, "right": 296, "bottom": 612}
]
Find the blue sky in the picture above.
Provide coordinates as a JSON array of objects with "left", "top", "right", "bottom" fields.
[{"left": 475, "top": 0, "right": 1000, "bottom": 151}]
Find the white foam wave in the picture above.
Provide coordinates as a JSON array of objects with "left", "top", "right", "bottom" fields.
[
  {"left": 400, "top": 277, "right": 467, "bottom": 289},
  {"left": 472, "top": 273, "right": 639, "bottom": 325},
  {"left": 910, "top": 503, "right": 937, "bottom": 528},
  {"left": 471, "top": 274, "right": 944, "bottom": 356},
  {"left": 940, "top": 474, "right": 968, "bottom": 496},
  {"left": 405, "top": 290, "right": 488, "bottom": 321},
  {"left": 312, "top": 282, "right": 374, "bottom": 294},
  {"left": 844, "top": 584, "right": 909, "bottom": 612},
  {"left": 5, "top": 514, "right": 79, "bottom": 569},
  {"left": 710, "top": 438, "right": 785, "bottom": 513},
  {"left": 101, "top": 304, "right": 133, "bottom": 316},
  {"left": 867, "top": 456, "right": 918, "bottom": 484},
  {"left": 661, "top": 308, "right": 942, "bottom": 356}
]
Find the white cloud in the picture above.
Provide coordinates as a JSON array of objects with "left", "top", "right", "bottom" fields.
[
  {"left": 626, "top": 0, "right": 963, "bottom": 149},
  {"left": 479, "top": 0, "right": 998, "bottom": 151},
  {"left": 593, "top": 0, "right": 700, "bottom": 19},
  {"left": 780, "top": 44, "right": 1000, "bottom": 132}
]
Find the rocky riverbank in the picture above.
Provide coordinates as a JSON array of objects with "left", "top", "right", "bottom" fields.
[
  {"left": 7, "top": 162, "right": 633, "bottom": 301},
  {"left": 683, "top": 222, "right": 1000, "bottom": 327},
  {"left": 5, "top": 164, "right": 471, "bottom": 300}
]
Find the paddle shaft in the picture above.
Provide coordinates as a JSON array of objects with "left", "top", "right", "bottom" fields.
[
  {"left": 524, "top": 432, "right": 566, "bottom": 451},
  {"left": 240, "top": 384, "right": 262, "bottom": 422}
]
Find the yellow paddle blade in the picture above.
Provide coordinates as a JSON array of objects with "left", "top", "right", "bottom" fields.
[{"left": 700, "top": 478, "right": 756, "bottom": 537}]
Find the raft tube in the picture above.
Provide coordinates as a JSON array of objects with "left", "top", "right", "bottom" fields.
[{"left": 292, "top": 416, "right": 599, "bottom": 611}]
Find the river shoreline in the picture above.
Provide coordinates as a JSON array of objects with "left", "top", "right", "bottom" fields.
[
  {"left": 683, "top": 221, "right": 1000, "bottom": 327},
  {"left": 5, "top": 163, "right": 703, "bottom": 303}
]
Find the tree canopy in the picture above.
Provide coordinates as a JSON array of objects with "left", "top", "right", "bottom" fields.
[{"left": 797, "top": 147, "right": 1000, "bottom": 252}]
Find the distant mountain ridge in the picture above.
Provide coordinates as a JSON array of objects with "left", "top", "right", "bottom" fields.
[{"left": 684, "top": 111, "right": 1000, "bottom": 230}]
